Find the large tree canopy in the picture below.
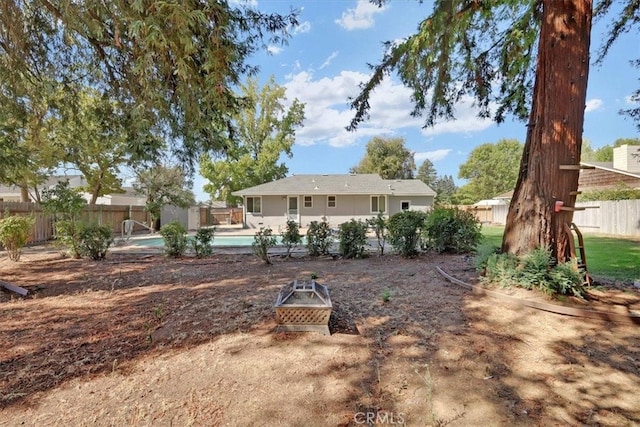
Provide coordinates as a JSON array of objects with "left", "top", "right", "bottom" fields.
[
  {"left": 0, "top": 1, "right": 299, "bottom": 172},
  {"left": 457, "top": 139, "right": 523, "bottom": 203},
  {"left": 200, "top": 76, "right": 305, "bottom": 205},
  {"left": 350, "top": 136, "right": 416, "bottom": 179},
  {"left": 349, "top": 0, "right": 638, "bottom": 261}
]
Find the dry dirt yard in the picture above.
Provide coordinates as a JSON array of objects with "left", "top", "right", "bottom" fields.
[{"left": 1, "top": 248, "right": 640, "bottom": 427}]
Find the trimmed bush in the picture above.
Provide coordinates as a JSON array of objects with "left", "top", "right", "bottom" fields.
[
  {"left": 421, "top": 207, "right": 482, "bottom": 253},
  {"left": 366, "top": 212, "right": 387, "bottom": 255},
  {"left": 252, "top": 227, "right": 277, "bottom": 264},
  {"left": 0, "top": 214, "right": 34, "bottom": 262},
  {"left": 160, "top": 221, "right": 188, "bottom": 257},
  {"left": 387, "top": 210, "right": 427, "bottom": 257},
  {"left": 41, "top": 181, "right": 87, "bottom": 258},
  {"left": 79, "top": 224, "right": 114, "bottom": 260},
  {"left": 280, "top": 220, "right": 302, "bottom": 257},
  {"left": 338, "top": 219, "right": 368, "bottom": 259},
  {"left": 306, "top": 217, "right": 332, "bottom": 256},
  {"left": 192, "top": 227, "right": 215, "bottom": 258}
]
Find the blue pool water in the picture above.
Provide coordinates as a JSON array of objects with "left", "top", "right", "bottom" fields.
[{"left": 130, "top": 235, "right": 304, "bottom": 247}]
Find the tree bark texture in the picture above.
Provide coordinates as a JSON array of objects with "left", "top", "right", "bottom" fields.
[{"left": 502, "top": 0, "right": 592, "bottom": 261}]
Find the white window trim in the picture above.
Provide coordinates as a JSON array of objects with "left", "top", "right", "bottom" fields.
[
  {"left": 370, "top": 195, "right": 386, "bottom": 213},
  {"left": 303, "top": 195, "right": 313, "bottom": 208},
  {"left": 401, "top": 200, "right": 411, "bottom": 211},
  {"left": 246, "top": 196, "right": 262, "bottom": 214},
  {"left": 327, "top": 195, "right": 337, "bottom": 208}
]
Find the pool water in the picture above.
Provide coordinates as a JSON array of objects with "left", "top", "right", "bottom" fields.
[{"left": 129, "top": 235, "right": 305, "bottom": 247}]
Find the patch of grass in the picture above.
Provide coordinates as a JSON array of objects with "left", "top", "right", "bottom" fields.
[{"left": 480, "top": 226, "right": 640, "bottom": 282}]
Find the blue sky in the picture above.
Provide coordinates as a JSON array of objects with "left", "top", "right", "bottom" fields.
[{"left": 193, "top": 0, "right": 639, "bottom": 201}]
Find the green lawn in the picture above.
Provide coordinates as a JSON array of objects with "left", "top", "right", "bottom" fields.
[{"left": 480, "top": 225, "right": 640, "bottom": 282}]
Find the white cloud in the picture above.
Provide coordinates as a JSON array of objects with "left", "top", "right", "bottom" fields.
[
  {"left": 267, "top": 45, "right": 283, "bottom": 55},
  {"left": 284, "top": 69, "right": 494, "bottom": 148},
  {"left": 229, "top": 0, "right": 258, "bottom": 7},
  {"left": 293, "top": 21, "right": 311, "bottom": 35},
  {"left": 335, "top": 0, "right": 387, "bottom": 31},
  {"left": 625, "top": 94, "right": 640, "bottom": 104},
  {"left": 414, "top": 149, "right": 452, "bottom": 162},
  {"left": 585, "top": 98, "right": 603, "bottom": 112},
  {"left": 319, "top": 51, "right": 339, "bottom": 70}
]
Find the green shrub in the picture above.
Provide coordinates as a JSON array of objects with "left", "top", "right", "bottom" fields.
[
  {"left": 421, "top": 207, "right": 482, "bottom": 253},
  {"left": 0, "top": 213, "right": 34, "bottom": 262},
  {"left": 338, "top": 219, "right": 368, "bottom": 259},
  {"left": 482, "top": 247, "right": 586, "bottom": 297},
  {"left": 306, "top": 217, "right": 332, "bottom": 256},
  {"left": 159, "top": 221, "right": 188, "bottom": 257},
  {"left": 366, "top": 212, "right": 387, "bottom": 255},
  {"left": 252, "top": 227, "right": 277, "bottom": 264},
  {"left": 280, "top": 220, "right": 302, "bottom": 257},
  {"left": 386, "top": 210, "right": 427, "bottom": 257},
  {"left": 191, "top": 227, "right": 215, "bottom": 258},
  {"left": 474, "top": 243, "right": 501, "bottom": 271},
  {"left": 79, "top": 223, "right": 114, "bottom": 260},
  {"left": 41, "top": 181, "right": 87, "bottom": 258}
]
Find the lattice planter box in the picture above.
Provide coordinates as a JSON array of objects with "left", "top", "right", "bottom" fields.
[{"left": 274, "top": 279, "right": 332, "bottom": 335}]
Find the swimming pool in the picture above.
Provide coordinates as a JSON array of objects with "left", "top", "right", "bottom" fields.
[{"left": 129, "top": 235, "right": 304, "bottom": 247}]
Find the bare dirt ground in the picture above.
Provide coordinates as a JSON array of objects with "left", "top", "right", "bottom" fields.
[{"left": 1, "top": 247, "right": 640, "bottom": 427}]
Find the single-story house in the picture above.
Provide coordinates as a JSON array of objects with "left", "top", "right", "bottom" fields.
[{"left": 232, "top": 174, "right": 437, "bottom": 229}]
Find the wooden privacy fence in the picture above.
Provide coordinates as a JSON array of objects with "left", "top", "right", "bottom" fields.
[
  {"left": 455, "top": 205, "right": 494, "bottom": 223},
  {"left": 0, "top": 202, "right": 152, "bottom": 244},
  {"left": 199, "top": 207, "right": 243, "bottom": 226},
  {"left": 492, "top": 199, "right": 640, "bottom": 237}
]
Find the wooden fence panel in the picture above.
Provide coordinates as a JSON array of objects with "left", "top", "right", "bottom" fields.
[{"left": 0, "top": 202, "right": 52, "bottom": 243}]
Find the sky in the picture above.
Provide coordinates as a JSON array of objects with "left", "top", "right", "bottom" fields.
[{"left": 193, "top": 0, "right": 640, "bottom": 202}]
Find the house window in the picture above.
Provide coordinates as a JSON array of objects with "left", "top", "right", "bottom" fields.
[
  {"left": 401, "top": 200, "right": 411, "bottom": 211},
  {"left": 327, "top": 195, "right": 336, "bottom": 208},
  {"left": 304, "top": 195, "right": 313, "bottom": 208},
  {"left": 246, "top": 196, "right": 261, "bottom": 214},
  {"left": 371, "top": 195, "right": 386, "bottom": 213}
]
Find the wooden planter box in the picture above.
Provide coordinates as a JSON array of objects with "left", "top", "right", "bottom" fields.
[{"left": 274, "top": 280, "right": 332, "bottom": 335}]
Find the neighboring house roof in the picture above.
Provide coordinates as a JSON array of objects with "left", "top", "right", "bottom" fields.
[
  {"left": 232, "top": 174, "right": 437, "bottom": 197},
  {"left": 580, "top": 161, "right": 640, "bottom": 179}
]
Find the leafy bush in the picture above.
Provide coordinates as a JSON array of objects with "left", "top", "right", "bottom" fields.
[
  {"left": 252, "top": 227, "right": 277, "bottom": 264},
  {"left": 306, "top": 217, "right": 332, "bottom": 256},
  {"left": 386, "top": 210, "right": 427, "bottom": 257},
  {"left": 338, "top": 219, "right": 368, "bottom": 259},
  {"left": 482, "top": 247, "right": 586, "bottom": 297},
  {"left": 0, "top": 213, "right": 34, "bottom": 261},
  {"left": 366, "top": 212, "right": 387, "bottom": 255},
  {"left": 159, "top": 221, "right": 188, "bottom": 257},
  {"left": 79, "top": 223, "right": 114, "bottom": 260},
  {"left": 191, "top": 227, "right": 215, "bottom": 258},
  {"left": 474, "top": 243, "right": 501, "bottom": 271},
  {"left": 41, "top": 181, "right": 87, "bottom": 258},
  {"left": 421, "top": 207, "right": 482, "bottom": 253},
  {"left": 280, "top": 220, "right": 302, "bottom": 257}
]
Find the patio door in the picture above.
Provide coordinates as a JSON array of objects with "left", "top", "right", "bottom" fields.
[{"left": 287, "top": 196, "right": 298, "bottom": 223}]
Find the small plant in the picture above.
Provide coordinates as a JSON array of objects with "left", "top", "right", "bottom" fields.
[
  {"left": 381, "top": 288, "right": 391, "bottom": 302},
  {"left": 338, "top": 219, "right": 368, "bottom": 259},
  {"left": 191, "top": 227, "right": 215, "bottom": 258},
  {"left": 387, "top": 210, "right": 427, "bottom": 257},
  {"left": 252, "top": 227, "right": 277, "bottom": 264},
  {"left": 79, "top": 223, "right": 114, "bottom": 260},
  {"left": 0, "top": 213, "right": 34, "bottom": 262},
  {"left": 421, "top": 207, "right": 482, "bottom": 254},
  {"left": 306, "top": 217, "right": 332, "bottom": 256},
  {"left": 366, "top": 212, "right": 387, "bottom": 255},
  {"left": 280, "top": 220, "right": 302, "bottom": 257},
  {"left": 310, "top": 272, "right": 318, "bottom": 280},
  {"left": 41, "top": 181, "right": 88, "bottom": 258},
  {"left": 474, "top": 243, "right": 501, "bottom": 271},
  {"left": 159, "top": 221, "right": 188, "bottom": 257}
]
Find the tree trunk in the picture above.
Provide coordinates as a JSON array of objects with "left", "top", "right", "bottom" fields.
[
  {"left": 20, "top": 185, "right": 29, "bottom": 202},
  {"left": 502, "top": 0, "right": 592, "bottom": 262}
]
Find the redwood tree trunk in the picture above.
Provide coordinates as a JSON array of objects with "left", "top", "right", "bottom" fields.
[{"left": 502, "top": 0, "right": 592, "bottom": 262}]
